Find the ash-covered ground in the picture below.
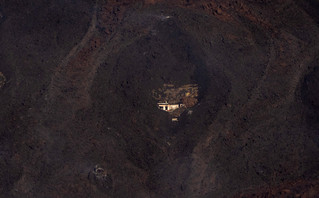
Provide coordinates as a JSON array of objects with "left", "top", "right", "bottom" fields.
[{"left": 1, "top": 0, "right": 319, "bottom": 197}]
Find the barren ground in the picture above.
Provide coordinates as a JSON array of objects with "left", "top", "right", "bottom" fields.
[{"left": 0, "top": 0, "right": 319, "bottom": 197}]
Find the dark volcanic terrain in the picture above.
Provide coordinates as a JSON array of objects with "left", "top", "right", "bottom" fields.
[{"left": 1, "top": 0, "right": 319, "bottom": 197}]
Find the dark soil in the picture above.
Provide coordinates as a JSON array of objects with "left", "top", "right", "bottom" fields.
[{"left": 1, "top": 0, "right": 319, "bottom": 197}]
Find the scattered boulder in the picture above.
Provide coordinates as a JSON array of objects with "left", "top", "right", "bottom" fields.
[{"left": 88, "top": 165, "right": 113, "bottom": 191}]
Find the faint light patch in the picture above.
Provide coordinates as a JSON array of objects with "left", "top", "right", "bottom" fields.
[
  {"left": 143, "top": 13, "right": 173, "bottom": 21},
  {"left": 159, "top": 15, "right": 172, "bottom": 21},
  {"left": 0, "top": 72, "right": 6, "bottom": 89},
  {"left": 151, "top": 29, "right": 157, "bottom": 36},
  {"left": 0, "top": 10, "right": 5, "bottom": 24}
]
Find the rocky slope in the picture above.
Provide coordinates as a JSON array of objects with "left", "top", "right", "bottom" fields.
[{"left": 0, "top": 0, "right": 319, "bottom": 197}]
